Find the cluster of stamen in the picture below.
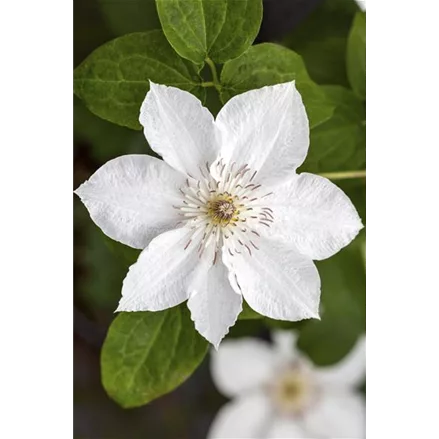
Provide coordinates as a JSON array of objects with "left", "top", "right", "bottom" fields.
[
  {"left": 207, "top": 194, "right": 237, "bottom": 226},
  {"left": 173, "top": 159, "right": 275, "bottom": 263}
]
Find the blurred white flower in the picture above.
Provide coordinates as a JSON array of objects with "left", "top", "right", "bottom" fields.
[
  {"left": 209, "top": 332, "right": 365, "bottom": 438},
  {"left": 75, "top": 81, "right": 363, "bottom": 347},
  {"left": 356, "top": 0, "right": 366, "bottom": 11}
]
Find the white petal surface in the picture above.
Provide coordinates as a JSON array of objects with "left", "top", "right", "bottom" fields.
[
  {"left": 272, "top": 330, "right": 299, "bottom": 363},
  {"left": 223, "top": 238, "right": 321, "bottom": 321},
  {"left": 208, "top": 392, "right": 273, "bottom": 439},
  {"left": 315, "top": 335, "right": 366, "bottom": 389},
  {"left": 211, "top": 338, "right": 276, "bottom": 398},
  {"left": 215, "top": 81, "right": 309, "bottom": 186},
  {"left": 75, "top": 155, "right": 186, "bottom": 249},
  {"left": 187, "top": 256, "right": 242, "bottom": 348},
  {"left": 264, "top": 416, "right": 308, "bottom": 438},
  {"left": 117, "top": 227, "right": 203, "bottom": 312},
  {"left": 267, "top": 173, "right": 363, "bottom": 260},
  {"left": 139, "top": 82, "right": 218, "bottom": 178},
  {"left": 303, "top": 392, "right": 365, "bottom": 439}
]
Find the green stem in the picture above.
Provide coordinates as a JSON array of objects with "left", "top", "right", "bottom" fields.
[
  {"left": 318, "top": 170, "right": 366, "bottom": 180},
  {"left": 205, "top": 57, "right": 221, "bottom": 92},
  {"left": 201, "top": 81, "right": 215, "bottom": 88}
]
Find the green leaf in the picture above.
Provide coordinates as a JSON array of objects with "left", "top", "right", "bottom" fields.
[
  {"left": 226, "top": 318, "right": 266, "bottom": 339},
  {"left": 220, "top": 43, "right": 334, "bottom": 129},
  {"left": 264, "top": 318, "right": 307, "bottom": 331},
  {"left": 74, "top": 201, "right": 130, "bottom": 313},
  {"left": 101, "top": 306, "right": 209, "bottom": 408},
  {"left": 238, "top": 300, "right": 263, "bottom": 320},
  {"left": 100, "top": 232, "right": 141, "bottom": 267},
  {"left": 346, "top": 11, "right": 366, "bottom": 100},
  {"left": 156, "top": 0, "right": 262, "bottom": 64},
  {"left": 301, "top": 85, "right": 365, "bottom": 173},
  {"left": 297, "top": 234, "right": 366, "bottom": 366},
  {"left": 98, "top": 0, "right": 160, "bottom": 37},
  {"left": 74, "top": 30, "right": 205, "bottom": 130},
  {"left": 74, "top": 98, "right": 148, "bottom": 163},
  {"left": 339, "top": 179, "right": 366, "bottom": 224},
  {"left": 282, "top": 0, "right": 359, "bottom": 87}
]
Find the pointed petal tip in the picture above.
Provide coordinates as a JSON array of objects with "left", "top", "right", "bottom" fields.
[
  {"left": 300, "top": 309, "right": 321, "bottom": 321},
  {"left": 73, "top": 182, "right": 86, "bottom": 198},
  {"left": 114, "top": 302, "right": 125, "bottom": 313},
  {"left": 188, "top": 305, "right": 228, "bottom": 350}
]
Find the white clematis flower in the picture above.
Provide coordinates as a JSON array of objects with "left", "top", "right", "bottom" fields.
[
  {"left": 209, "top": 332, "right": 366, "bottom": 438},
  {"left": 75, "top": 81, "right": 363, "bottom": 347}
]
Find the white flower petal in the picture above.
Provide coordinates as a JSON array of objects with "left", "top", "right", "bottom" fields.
[
  {"left": 140, "top": 82, "right": 218, "bottom": 178},
  {"left": 211, "top": 338, "right": 276, "bottom": 398},
  {"left": 188, "top": 256, "right": 242, "bottom": 348},
  {"left": 272, "top": 330, "right": 299, "bottom": 363},
  {"left": 314, "top": 335, "right": 366, "bottom": 389},
  {"left": 356, "top": 0, "right": 366, "bottom": 11},
  {"left": 267, "top": 173, "right": 363, "bottom": 260},
  {"left": 223, "top": 238, "right": 321, "bottom": 321},
  {"left": 75, "top": 155, "right": 186, "bottom": 249},
  {"left": 215, "top": 81, "right": 309, "bottom": 186},
  {"left": 208, "top": 392, "right": 273, "bottom": 439},
  {"left": 303, "top": 392, "right": 365, "bottom": 439},
  {"left": 264, "top": 415, "right": 307, "bottom": 438},
  {"left": 117, "top": 227, "right": 202, "bottom": 312}
]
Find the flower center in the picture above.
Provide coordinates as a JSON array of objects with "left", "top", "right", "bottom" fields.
[
  {"left": 174, "top": 160, "right": 275, "bottom": 263},
  {"left": 270, "top": 367, "right": 314, "bottom": 415},
  {"left": 207, "top": 194, "right": 237, "bottom": 226}
]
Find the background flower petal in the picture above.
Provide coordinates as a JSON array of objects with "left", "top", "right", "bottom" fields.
[
  {"left": 314, "top": 335, "right": 366, "bottom": 389},
  {"left": 303, "top": 391, "right": 365, "bottom": 438},
  {"left": 75, "top": 154, "right": 186, "bottom": 249},
  {"left": 272, "top": 330, "right": 300, "bottom": 363},
  {"left": 264, "top": 416, "right": 308, "bottom": 438},
  {"left": 208, "top": 392, "right": 273, "bottom": 439},
  {"left": 211, "top": 338, "right": 276, "bottom": 398}
]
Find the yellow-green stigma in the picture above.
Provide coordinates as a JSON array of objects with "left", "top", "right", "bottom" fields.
[{"left": 207, "top": 194, "right": 238, "bottom": 226}]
